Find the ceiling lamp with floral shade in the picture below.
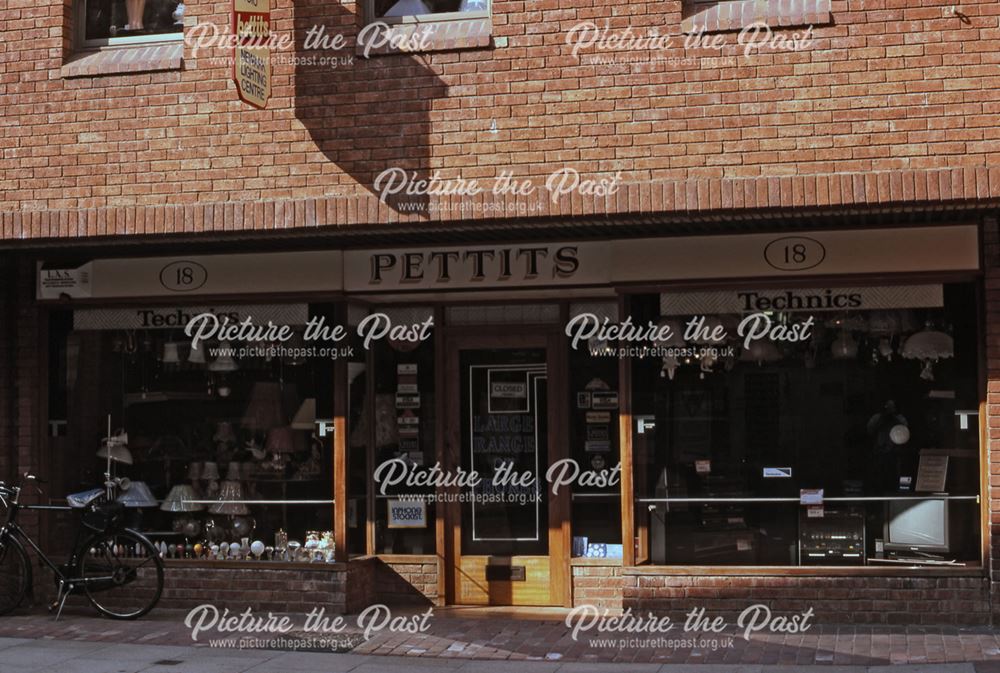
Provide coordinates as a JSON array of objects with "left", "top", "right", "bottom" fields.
[{"left": 901, "top": 322, "right": 954, "bottom": 381}]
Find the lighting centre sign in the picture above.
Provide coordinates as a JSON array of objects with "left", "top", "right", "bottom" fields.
[{"left": 233, "top": 0, "right": 271, "bottom": 109}]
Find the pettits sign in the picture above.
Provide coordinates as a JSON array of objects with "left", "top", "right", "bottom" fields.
[{"left": 233, "top": 0, "right": 271, "bottom": 109}]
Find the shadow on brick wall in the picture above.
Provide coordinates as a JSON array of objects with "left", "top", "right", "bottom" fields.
[{"left": 292, "top": 0, "right": 447, "bottom": 216}]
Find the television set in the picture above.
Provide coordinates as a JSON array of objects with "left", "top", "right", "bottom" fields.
[{"left": 884, "top": 499, "right": 949, "bottom": 554}]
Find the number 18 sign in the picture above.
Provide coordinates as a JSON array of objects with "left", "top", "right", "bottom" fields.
[{"left": 232, "top": 0, "right": 271, "bottom": 109}]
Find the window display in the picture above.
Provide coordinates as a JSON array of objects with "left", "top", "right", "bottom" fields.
[
  {"left": 81, "top": 0, "right": 184, "bottom": 44},
  {"left": 567, "top": 307, "right": 622, "bottom": 559},
  {"left": 49, "top": 305, "right": 335, "bottom": 563},
  {"left": 629, "top": 283, "right": 981, "bottom": 567},
  {"left": 370, "top": 313, "right": 437, "bottom": 555}
]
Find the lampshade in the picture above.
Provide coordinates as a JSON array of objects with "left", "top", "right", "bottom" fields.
[
  {"left": 187, "top": 461, "right": 202, "bottom": 481},
  {"left": 831, "top": 333, "right": 859, "bottom": 360},
  {"left": 242, "top": 382, "right": 286, "bottom": 432},
  {"left": 162, "top": 342, "right": 181, "bottom": 364},
  {"left": 209, "top": 480, "right": 250, "bottom": 515},
  {"left": 291, "top": 398, "right": 316, "bottom": 431},
  {"left": 116, "top": 481, "right": 158, "bottom": 508},
  {"left": 161, "top": 484, "right": 204, "bottom": 512},
  {"left": 382, "top": 0, "right": 431, "bottom": 16},
  {"left": 97, "top": 442, "right": 133, "bottom": 465},
  {"left": 209, "top": 342, "right": 238, "bottom": 372},
  {"left": 265, "top": 427, "right": 296, "bottom": 454},
  {"left": 213, "top": 421, "right": 237, "bottom": 444},
  {"left": 901, "top": 324, "right": 954, "bottom": 361},
  {"left": 225, "top": 461, "right": 242, "bottom": 481},
  {"left": 188, "top": 343, "right": 206, "bottom": 364},
  {"left": 201, "top": 461, "right": 221, "bottom": 480}
]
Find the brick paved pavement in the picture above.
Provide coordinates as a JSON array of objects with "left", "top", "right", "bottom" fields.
[{"left": 1, "top": 607, "right": 1000, "bottom": 670}]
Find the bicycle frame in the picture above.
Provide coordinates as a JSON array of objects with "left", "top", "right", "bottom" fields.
[{"left": 1, "top": 491, "right": 131, "bottom": 618}]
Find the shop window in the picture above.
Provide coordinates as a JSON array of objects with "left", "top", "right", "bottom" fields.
[
  {"left": 630, "top": 283, "right": 981, "bottom": 568},
  {"left": 49, "top": 304, "right": 336, "bottom": 564},
  {"left": 568, "top": 303, "right": 623, "bottom": 561},
  {"left": 367, "top": 307, "right": 437, "bottom": 555},
  {"left": 77, "top": 0, "right": 185, "bottom": 48}
]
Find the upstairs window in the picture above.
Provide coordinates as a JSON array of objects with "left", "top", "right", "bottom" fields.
[
  {"left": 370, "top": 0, "right": 489, "bottom": 23},
  {"left": 78, "top": 0, "right": 185, "bottom": 47},
  {"left": 360, "top": 0, "right": 492, "bottom": 56},
  {"left": 683, "top": 0, "right": 831, "bottom": 33}
]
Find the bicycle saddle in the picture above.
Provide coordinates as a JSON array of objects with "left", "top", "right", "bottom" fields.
[{"left": 66, "top": 488, "right": 104, "bottom": 508}]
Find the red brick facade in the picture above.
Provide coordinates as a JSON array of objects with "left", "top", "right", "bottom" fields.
[{"left": 1, "top": 1, "right": 999, "bottom": 224}]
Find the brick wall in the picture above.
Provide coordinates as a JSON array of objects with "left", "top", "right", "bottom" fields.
[
  {"left": 572, "top": 564, "right": 624, "bottom": 610},
  {"left": 623, "top": 573, "right": 992, "bottom": 625},
  {"left": 373, "top": 558, "right": 438, "bottom": 606},
  {"left": 1, "top": 1, "right": 999, "bottom": 235},
  {"left": 156, "top": 564, "right": 350, "bottom": 612},
  {"left": 346, "top": 557, "right": 377, "bottom": 612}
]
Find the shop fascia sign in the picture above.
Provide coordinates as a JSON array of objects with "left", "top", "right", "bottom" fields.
[
  {"left": 659, "top": 285, "right": 946, "bottom": 315},
  {"left": 342, "top": 224, "right": 978, "bottom": 293},
  {"left": 37, "top": 251, "right": 343, "bottom": 301},
  {"left": 73, "top": 304, "right": 308, "bottom": 331},
  {"left": 37, "top": 224, "right": 978, "bottom": 300}
]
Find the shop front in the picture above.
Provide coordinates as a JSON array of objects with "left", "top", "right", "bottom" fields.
[{"left": 31, "top": 221, "right": 989, "bottom": 621}]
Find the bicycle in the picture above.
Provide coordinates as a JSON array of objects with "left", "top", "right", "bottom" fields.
[{"left": 0, "top": 473, "right": 164, "bottom": 620}]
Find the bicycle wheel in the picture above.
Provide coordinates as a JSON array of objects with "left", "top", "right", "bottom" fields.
[
  {"left": 0, "top": 534, "right": 30, "bottom": 615},
  {"left": 79, "top": 529, "right": 163, "bottom": 619}
]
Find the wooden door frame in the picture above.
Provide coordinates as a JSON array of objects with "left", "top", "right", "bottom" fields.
[{"left": 441, "top": 329, "right": 571, "bottom": 607}]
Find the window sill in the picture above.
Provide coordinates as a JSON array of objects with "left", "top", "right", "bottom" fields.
[
  {"left": 624, "top": 564, "right": 985, "bottom": 577},
  {"left": 682, "top": 0, "right": 832, "bottom": 34},
  {"left": 357, "top": 17, "right": 492, "bottom": 57},
  {"left": 571, "top": 557, "right": 623, "bottom": 567},
  {"left": 62, "top": 41, "right": 184, "bottom": 78}
]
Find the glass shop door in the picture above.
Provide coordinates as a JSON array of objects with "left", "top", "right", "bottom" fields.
[{"left": 444, "top": 333, "right": 568, "bottom": 606}]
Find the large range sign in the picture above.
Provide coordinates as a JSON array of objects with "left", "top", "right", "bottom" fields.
[{"left": 233, "top": 0, "right": 271, "bottom": 109}]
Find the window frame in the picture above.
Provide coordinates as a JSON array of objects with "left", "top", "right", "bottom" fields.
[
  {"left": 363, "top": 0, "right": 491, "bottom": 27},
  {"left": 75, "top": 0, "right": 185, "bottom": 50},
  {"left": 622, "top": 274, "right": 987, "bottom": 574}
]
